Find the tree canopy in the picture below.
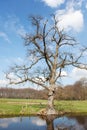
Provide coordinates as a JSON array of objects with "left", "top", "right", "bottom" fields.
[{"left": 6, "top": 15, "right": 87, "bottom": 115}]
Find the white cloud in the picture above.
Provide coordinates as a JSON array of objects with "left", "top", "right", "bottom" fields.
[
  {"left": 0, "top": 32, "right": 11, "bottom": 43},
  {"left": 0, "top": 71, "right": 21, "bottom": 87},
  {"left": 61, "top": 71, "right": 67, "bottom": 76},
  {"left": 61, "top": 66, "right": 87, "bottom": 85},
  {"left": 66, "top": 0, "right": 84, "bottom": 9},
  {"left": 0, "top": 79, "right": 8, "bottom": 86},
  {"left": 5, "top": 57, "right": 24, "bottom": 65},
  {"left": 14, "top": 57, "right": 24, "bottom": 64},
  {"left": 55, "top": 8, "right": 84, "bottom": 32},
  {"left": 0, "top": 118, "right": 19, "bottom": 128},
  {"left": 32, "top": 117, "right": 46, "bottom": 126},
  {"left": 54, "top": 116, "right": 85, "bottom": 130},
  {"left": 55, "top": 0, "right": 84, "bottom": 32},
  {"left": 70, "top": 67, "right": 87, "bottom": 81},
  {"left": 4, "top": 15, "right": 26, "bottom": 37},
  {"left": 42, "top": 0, "right": 65, "bottom": 8},
  {"left": 6, "top": 72, "right": 22, "bottom": 83},
  {"left": 7, "top": 72, "right": 16, "bottom": 79},
  {"left": 17, "top": 25, "right": 26, "bottom": 37}
]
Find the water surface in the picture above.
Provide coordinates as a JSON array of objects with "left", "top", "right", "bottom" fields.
[{"left": 0, "top": 115, "right": 87, "bottom": 130}]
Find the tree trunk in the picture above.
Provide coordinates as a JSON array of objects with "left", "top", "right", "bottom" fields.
[{"left": 46, "top": 88, "right": 57, "bottom": 115}]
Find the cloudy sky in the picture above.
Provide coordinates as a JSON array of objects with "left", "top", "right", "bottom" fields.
[{"left": 0, "top": 0, "right": 87, "bottom": 87}]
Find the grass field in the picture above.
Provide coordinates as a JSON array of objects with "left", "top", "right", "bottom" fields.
[{"left": 0, "top": 98, "right": 87, "bottom": 117}]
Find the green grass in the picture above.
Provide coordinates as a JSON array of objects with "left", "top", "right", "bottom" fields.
[
  {"left": 0, "top": 98, "right": 46, "bottom": 117},
  {"left": 55, "top": 100, "right": 87, "bottom": 115},
  {"left": 0, "top": 98, "right": 87, "bottom": 117}
]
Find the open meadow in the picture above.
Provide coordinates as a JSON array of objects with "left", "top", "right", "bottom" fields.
[{"left": 0, "top": 98, "right": 87, "bottom": 117}]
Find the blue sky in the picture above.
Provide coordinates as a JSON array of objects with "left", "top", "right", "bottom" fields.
[{"left": 0, "top": 0, "right": 87, "bottom": 87}]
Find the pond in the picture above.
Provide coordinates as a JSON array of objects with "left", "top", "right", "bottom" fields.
[{"left": 0, "top": 115, "right": 87, "bottom": 130}]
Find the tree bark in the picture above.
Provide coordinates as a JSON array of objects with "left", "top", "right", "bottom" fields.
[{"left": 46, "top": 88, "right": 57, "bottom": 115}]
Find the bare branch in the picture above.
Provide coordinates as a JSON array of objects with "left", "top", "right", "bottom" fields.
[
  {"left": 43, "top": 20, "right": 52, "bottom": 71},
  {"left": 6, "top": 72, "right": 49, "bottom": 90},
  {"left": 29, "top": 15, "right": 43, "bottom": 35},
  {"left": 6, "top": 14, "right": 87, "bottom": 96}
]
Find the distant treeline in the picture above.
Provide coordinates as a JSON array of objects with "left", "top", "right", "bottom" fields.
[{"left": 0, "top": 79, "right": 87, "bottom": 100}]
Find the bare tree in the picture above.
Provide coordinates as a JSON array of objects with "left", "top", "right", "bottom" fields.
[{"left": 6, "top": 15, "right": 87, "bottom": 115}]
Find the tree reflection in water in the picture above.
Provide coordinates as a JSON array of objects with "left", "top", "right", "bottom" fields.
[
  {"left": 40, "top": 115, "right": 87, "bottom": 130},
  {"left": 40, "top": 115, "right": 57, "bottom": 130}
]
